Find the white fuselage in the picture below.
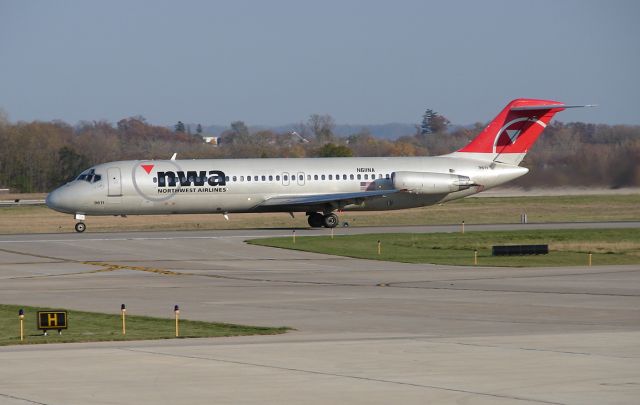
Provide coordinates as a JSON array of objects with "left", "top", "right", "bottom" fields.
[{"left": 46, "top": 155, "right": 528, "bottom": 216}]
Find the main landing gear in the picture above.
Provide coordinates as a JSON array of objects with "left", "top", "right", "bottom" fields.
[{"left": 307, "top": 212, "right": 339, "bottom": 228}]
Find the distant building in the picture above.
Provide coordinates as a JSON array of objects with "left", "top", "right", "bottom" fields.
[{"left": 202, "top": 136, "right": 219, "bottom": 146}]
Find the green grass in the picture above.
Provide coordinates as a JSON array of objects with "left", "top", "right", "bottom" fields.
[
  {"left": 0, "top": 305, "right": 289, "bottom": 346},
  {"left": 248, "top": 228, "right": 640, "bottom": 267},
  {"left": 1, "top": 194, "right": 639, "bottom": 234}
]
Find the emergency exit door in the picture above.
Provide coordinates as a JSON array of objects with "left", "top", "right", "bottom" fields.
[{"left": 107, "top": 167, "right": 122, "bottom": 196}]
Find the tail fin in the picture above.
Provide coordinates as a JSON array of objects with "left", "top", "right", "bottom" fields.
[{"left": 451, "top": 98, "right": 589, "bottom": 165}]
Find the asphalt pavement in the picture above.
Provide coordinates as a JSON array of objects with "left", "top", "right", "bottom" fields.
[{"left": 0, "top": 223, "right": 639, "bottom": 404}]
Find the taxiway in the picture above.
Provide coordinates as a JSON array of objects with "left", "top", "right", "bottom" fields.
[{"left": 0, "top": 223, "right": 639, "bottom": 404}]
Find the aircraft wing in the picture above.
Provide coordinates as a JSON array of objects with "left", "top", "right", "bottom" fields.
[{"left": 256, "top": 189, "right": 399, "bottom": 208}]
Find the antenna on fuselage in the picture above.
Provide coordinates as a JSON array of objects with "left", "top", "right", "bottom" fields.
[{"left": 170, "top": 153, "right": 177, "bottom": 160}]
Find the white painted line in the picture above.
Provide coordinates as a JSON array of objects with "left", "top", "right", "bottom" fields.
[{"left": 0, "top": 235, "right": 293, "bottom": 244}]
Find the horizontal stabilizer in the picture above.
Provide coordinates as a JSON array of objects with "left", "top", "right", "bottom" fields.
[{"left": 511, "top": 104, "right": 596, "bottom": 111}]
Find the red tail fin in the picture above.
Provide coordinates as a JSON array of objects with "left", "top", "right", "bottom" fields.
[{"left": 456, "top": 98, "right": 568, "bottom": 165}]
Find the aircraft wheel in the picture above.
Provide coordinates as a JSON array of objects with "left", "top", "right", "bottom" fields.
[
  {"left": 322, "top": 213, "right": 338, "bottom": 228},
  {"left": 74, "top": 222, "right": 86, "bottom": 233},
  {"left": 307, "top": 213, "right": 324, "bottom": 228}
]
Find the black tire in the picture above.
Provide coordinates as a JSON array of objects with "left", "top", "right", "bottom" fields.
[
  {"left": 322, "top": 213, "right": 339, "bottom": 228},
  {"left": 307, "top": 213, "right": 324, "bottom": 228},
  {"left": 75, "top": 222, "right": 86, "bottom": 233}
]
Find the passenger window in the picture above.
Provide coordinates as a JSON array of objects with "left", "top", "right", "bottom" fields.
[
  {"left": 261, "top": 176, "right": 266, "bottom": 181},
  {"left": 342, "top": 174, "right": 347, "bottom": 180},
  {"left": 276, "top": 175, "right": 280, "bottom": 181},
  {"left": 328, "top": 175, "right": 332, "bottom": 180},
  {"left": 247, "top": 176, "right": 251, "bottom": 182},
  {"left": 233, "top": 176, "right": 237, "bottom": 182},
  {"left": 314, "top": 175, "right": 318, "bottom": 180},
  {"left": 269, "top": 175, "right": 273, "bottom": 181},
  {"left": 307, "top": 175, "right": 311, "bottom": 180},
  {"left": 225, "top": 176, "right": 230, "bottom": 182},
  {"left": 335, "top": 174, "right": 339, "bottom": 180},
  {"left": 240, "top": 176, "right": 244, "bottom": 181},
  {"left": 321, "top": 175, "right": 325, "bottom": 180},
  {"left": 350, "top": 174, "right": 354, "bottom": 180},
  {"left": 385, "top": 174, "right": 390, "bottom": 179},
  {"left": 364, "top": 174, "right": 369, "bottom": 180},
  {"left": 357, "top": 174, "right": 361, "bottom": 180},
  {"left": 254, "top": 176, "right": 258, "bottom": 181},
  {"left": 284, "top": 175, "right": 288, "bottom": 181}
]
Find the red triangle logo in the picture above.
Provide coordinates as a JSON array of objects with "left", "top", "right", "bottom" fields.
[{"left": 141, "top": 164, "right": 154, "bottom": 174}]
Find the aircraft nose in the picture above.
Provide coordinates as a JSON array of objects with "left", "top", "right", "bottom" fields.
[
  {"left": 45, "top": 189, "right": 61, "bottom": 210},
  {"left": 46, "top": 187, "right": 74, "bottom": 213}
]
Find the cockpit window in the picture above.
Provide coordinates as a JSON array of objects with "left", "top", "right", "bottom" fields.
[{"left": 76, "top": 169, "right": 102, "bottom": 183}]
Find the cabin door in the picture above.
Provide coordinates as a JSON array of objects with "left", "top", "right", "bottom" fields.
[{"left": 107, "top": 167, "right": 122, "bottom": 196}]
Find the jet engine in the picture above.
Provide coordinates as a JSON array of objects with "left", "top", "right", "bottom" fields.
[{"left": 392, "top": 171, "right": 474, "bottom": 194}]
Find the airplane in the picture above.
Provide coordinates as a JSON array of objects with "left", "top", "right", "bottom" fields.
[{"left": 46, "top": 98, "right": 591, "bottom": 232}]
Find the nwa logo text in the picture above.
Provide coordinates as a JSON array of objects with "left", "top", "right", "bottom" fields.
[{"left": 155, "top": 170, "right": 226, "bottom": 187}]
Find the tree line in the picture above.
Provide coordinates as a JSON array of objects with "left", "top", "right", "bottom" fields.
[{"left": 0, "top": 112, "right": 638, "bottom": 193}]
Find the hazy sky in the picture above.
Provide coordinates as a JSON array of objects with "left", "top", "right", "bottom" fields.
[{"left": 1, "top": 0, "right": 639, "bottom": 126}]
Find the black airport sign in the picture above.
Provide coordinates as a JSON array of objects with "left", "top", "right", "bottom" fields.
[{"left": 37, "top": 311, "right": 68, "bottom": 331}]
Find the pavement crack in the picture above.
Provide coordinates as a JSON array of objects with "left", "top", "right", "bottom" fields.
[
  {"left": 121, "top": 348, "right": 565, "bottom": 404},
  {"left": 0, "top": 392, "right": 49, "bottom": 405},
  {"left": 449, "top": 342, "right": 593, "bottom": 356},
  {"left": 0, "top": 247, "right": 72, "bottom": 262},
  {"left": 6, "top": 258, "right": 638, "bottom": 298},
  {"left": 384, "top": 284, "right": 640, "bottom": 297},
  {"left": 442, "top": 341, "right": 638, "bottom": 359},
  {"left": 386, "top": 268, "right": 640, "bottom": 286}
]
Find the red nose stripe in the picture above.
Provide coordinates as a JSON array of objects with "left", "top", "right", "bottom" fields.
[{"left": 141, "top": 164, "right": 154, "bottom": 174}]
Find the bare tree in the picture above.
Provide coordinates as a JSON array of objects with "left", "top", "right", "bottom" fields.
[
  {"left": 308, "top": 114, "right": 335, "bottom": 144},
  {"left": 0, "top": 108, "right": 9, "bottom": 128}
]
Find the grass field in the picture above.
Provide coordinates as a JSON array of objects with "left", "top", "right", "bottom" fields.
[
  {"left": 0, "top": 194, "right": 638, "bottom": 234},
  {"left": 248, "top": 228, "right": 640, "bottom": 267},
  {"left": 0, "top": 304, "right": 289, "bottom": 346}
]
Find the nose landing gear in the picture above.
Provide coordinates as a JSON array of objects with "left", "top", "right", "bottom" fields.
[{"left": 74, "top": 213, "right": 86, "bottom": 233}]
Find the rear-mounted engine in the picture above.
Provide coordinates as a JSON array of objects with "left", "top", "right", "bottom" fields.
[{"left": 392, "top": 171, "right": 474, "bottom": 194}]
